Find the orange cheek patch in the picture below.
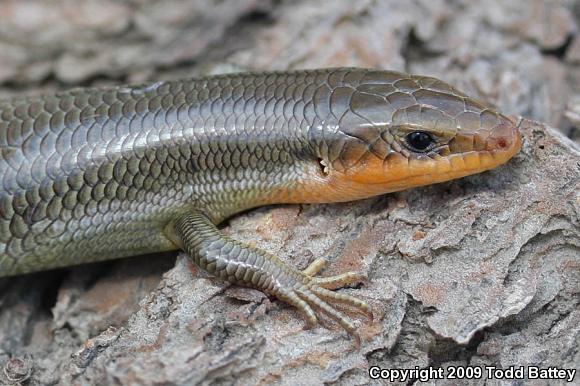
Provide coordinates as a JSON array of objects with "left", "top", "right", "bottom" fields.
[
  {"left": 436, "top": 158, "right": 452, "bottom": 174},
  {"left": 347, "top": 153, "right": 440, "bottom": 185},
  {"left": 282, "top": 126, "right": 522, "bottom": 205},
  {"left": 449, "top": 155, "right": 466, "bottom": 171},
  {"left": 348, "top": 153, "right": 406, "bottom": 185},
  {"left": 462, "top": 152, "right": 481, "bottom": 170},
  {"left": 408, "top": 157, "right": 436, "bottom": 177},
  {"left": 479, "top": 152, "right": 495, "bottom": 168},
  {"left": 292, "top": 153, "right": 471, "bottom": 204}
]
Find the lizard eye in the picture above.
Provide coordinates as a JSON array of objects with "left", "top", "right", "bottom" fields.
[{"left": 405, "top": 131, "right": 434, "bottom": 152}]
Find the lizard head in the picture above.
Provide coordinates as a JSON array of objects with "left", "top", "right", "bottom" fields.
[{"left": 301, "top": 70, "right": 522, "bottom": 203}]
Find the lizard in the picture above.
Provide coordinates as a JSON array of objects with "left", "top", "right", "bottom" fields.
[{"left": 0, "top": 68, "right": 522, "bottom": 341}]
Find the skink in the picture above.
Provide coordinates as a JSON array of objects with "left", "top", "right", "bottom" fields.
[{"left": 0, "top": 68, "right": 521, "bottom": 339}]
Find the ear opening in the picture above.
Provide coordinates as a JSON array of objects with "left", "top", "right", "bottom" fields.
[{"left": 317, "top": 157, "right": 329, "bottom": 176}]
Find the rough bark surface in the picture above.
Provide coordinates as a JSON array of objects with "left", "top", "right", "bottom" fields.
[{"left": 0, "top": 1, "right": 578, "bottom": 385}]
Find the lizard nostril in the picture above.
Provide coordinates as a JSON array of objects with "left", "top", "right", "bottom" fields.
[{"left": 489, "top": 119, "right": 518, "bottom": 151}]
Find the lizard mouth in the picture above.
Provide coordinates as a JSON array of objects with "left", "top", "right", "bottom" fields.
[
  {"left": 308, "top": 116, "right": 521, "bottom": 202},
  {"left": 285, "top": 116, "right": 522, "bottom": 204},
  {"left": 367, "top": 116, "right": 522, "bottom": 190},
  {"left": 415, "top": 116, "right": 522, "bottom": 182}
]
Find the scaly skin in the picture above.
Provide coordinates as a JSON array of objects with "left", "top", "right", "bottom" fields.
[{"left": 0, "top": 68, "right": 521, "bottom": 340}]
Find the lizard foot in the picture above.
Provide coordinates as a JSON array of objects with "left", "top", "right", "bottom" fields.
[{"left": 273, "top": 257, "right": 372, "bottom": 346}]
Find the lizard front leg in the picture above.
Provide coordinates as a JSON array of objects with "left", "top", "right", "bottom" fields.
[{"left": 171, "top": 210, "right": 372, "bottom": 343}]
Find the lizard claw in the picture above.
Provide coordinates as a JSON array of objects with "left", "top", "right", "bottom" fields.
[{"left": 271, "top": 258, "right": 372, "bottom": 343}]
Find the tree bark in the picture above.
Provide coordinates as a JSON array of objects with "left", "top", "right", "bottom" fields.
[{"left": 0, "top": 1, "right": 578, "bottom": 385}]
